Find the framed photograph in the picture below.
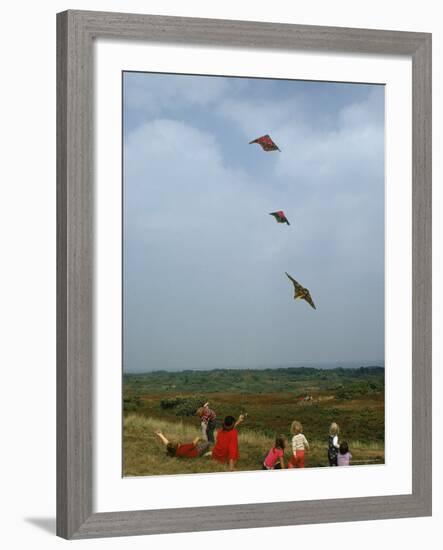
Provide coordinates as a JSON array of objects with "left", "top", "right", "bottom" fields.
[{"left": 57, "top": 10, "right": 431, "bottom": 539}]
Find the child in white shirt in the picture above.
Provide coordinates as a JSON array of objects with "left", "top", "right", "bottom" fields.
[
  {"left": 288, "top": 420, "right": 309, "bottom": 468},
  {"left": 328, "top": 422, "right": 340, "bottom": 466}
]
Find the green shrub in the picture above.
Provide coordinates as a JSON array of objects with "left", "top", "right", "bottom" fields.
[
  {"left": 175, "top": 396, "right": 205, "bottom": 417},
  {"left": 160, "top": 397, "right": 185, "bottom": 410},
  {"left": 123, "top": 396, "right": 141, "bottom": 413},
  {"left": 159, "top": 395, "right": 206, "bottom": 416}
]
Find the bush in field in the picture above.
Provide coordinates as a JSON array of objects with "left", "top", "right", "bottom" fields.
[
  {"left": 160, "top": 397, "right": 185, "bottom": 410},
  {"left": 159, "top": 395, "right": 205, "bottom": 416},
  {"left": 335, "top": 380, "right": 384, "bottom": 400},
  {"left": 336, "top": 387, "right": 353, "bottom": 400},
  {"left": 175, "top": 396, "right": 205, "bottom": 417},
  {"left": 123, "top": 396, "right": 141, "bottom": 413}
]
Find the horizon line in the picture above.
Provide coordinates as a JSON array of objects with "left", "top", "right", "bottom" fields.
[{"left": 124, "top": 363, "right": 385, "bottom": 375}]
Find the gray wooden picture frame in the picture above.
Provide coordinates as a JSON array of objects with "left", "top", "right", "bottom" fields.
[{"left": 57, "top": 10, "right": 432, "bottom": 540}]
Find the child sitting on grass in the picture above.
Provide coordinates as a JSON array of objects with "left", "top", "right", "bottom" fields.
[
  {"left": 288, "top": 420, "right": 310, "bottom": 468},
  {"left": 154, "top": 430, "right": 210, "bottom": 458},
  {"left": 212, "top": 414, "right": 245, "bottom": 471},
  {"left": 262, "top": 435, "right": 287, "bottom": 470},
  {"left": 328, "top": 422, "right": 340, "bottom": 466},
  {"left": 337, "top": 440, "right": 352, "bottom": 466}
]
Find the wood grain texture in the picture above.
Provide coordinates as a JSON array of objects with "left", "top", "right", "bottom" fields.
[
  {"left": 56, "top": 11, "right": 68, "bottom": 537},
  {"left": 56, "top": 10, "right": 432, "bottom": 539},
  {"left": 411, "top": 35, "right": 432, "bottom": 511},
  {"left": 69, "top": 9, "right": 428, "bottom": 54},
  {"left": 71, "top": 493, "right": 427, "bottom": 539},
  {"left": 57, "top": 10, "right": 93, "bottom": 539}
]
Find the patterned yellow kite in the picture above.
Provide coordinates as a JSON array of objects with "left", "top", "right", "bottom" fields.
[{"left": 285, "top": 272, "right": 316, "bottom": 310}]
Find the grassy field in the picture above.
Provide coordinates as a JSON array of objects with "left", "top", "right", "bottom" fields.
[
  {"left": 123, "top": 367, "right": 385, "bottom": 476},
  {"left": 124, "top": 414, "right": 384, "bottom": 476}
]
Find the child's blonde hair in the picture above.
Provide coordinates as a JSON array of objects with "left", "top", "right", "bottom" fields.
[
  {"left": 196, "top": 407, "right": 204, "bottom": 417},
  {"left": 291, "top": 420, "right": 303, "bottom": 434},
  {"left": 329, "top": 422, "right": 339, "bottom": 436}
]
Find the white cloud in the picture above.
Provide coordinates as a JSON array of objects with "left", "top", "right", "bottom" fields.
[
  {"left": 217, "top": 87, "right": 384, "bottom": 189},
  {"left": 218, "top": 96, "right": 303, "bottom": 140},
  {"left": 124, "top": 118, "right": 286, "bottom": 260},
  {"left": 124, "top": 73, "right": 230, "bottom": 117}
]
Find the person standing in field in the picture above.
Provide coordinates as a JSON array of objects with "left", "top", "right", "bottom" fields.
[
  {"left": 328, "top": 422, "right": 340, "bottom": 466},
  {"left": 288, "top": 420, "right": 309, "bottom": 468},
  {"left": 154, "top": 430, "right": 210, "bottom": 458},
  {"left": 337, "top": 441, "right": 352, "bottom": 466},
  {"left": 211, "top": 414, "right": 245, "bottom": 471},
  {"left": 196, "top": 402, "right": 217, "bottom": 443},
  {"left": 262, "top": 435, "right": 287, "bottom": 470}
]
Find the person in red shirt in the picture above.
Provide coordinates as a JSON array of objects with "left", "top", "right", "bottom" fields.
[
  {"left": 211, "top": 414, "right": 245, "bottom": 471},
  {"left": 154, "top": 430, "right": 210, "bottom": 458}
]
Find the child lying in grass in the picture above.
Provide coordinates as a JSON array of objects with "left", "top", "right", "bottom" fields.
[{"left": 154, "top": 430, "right": 210, "bottom": 458}]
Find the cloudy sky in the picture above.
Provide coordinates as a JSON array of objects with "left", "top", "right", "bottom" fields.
[{"left": 123, "top": 72, "right": 385, "bottom": 372}]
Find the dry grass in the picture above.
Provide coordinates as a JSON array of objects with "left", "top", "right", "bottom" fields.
[{"left": 123, "top": 414, "right": 384, "bottom": 477}]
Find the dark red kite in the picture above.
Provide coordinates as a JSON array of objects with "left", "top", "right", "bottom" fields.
[
  {"left": 270, "top": 211, "right": 290, "bottom": 225},
  {"left": 285, "top": 272, "right": 316, "bottom": 310},
  {"left": 249, "top": 134, "right": 281, "bottom": 152}
]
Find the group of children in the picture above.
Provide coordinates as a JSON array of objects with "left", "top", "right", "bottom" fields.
[
  {"left": 154, "top": 402, "right": 352, "bottom": 471},
  {"left": 263, "top": 420, "right": 352, "bottom": 470},
  {"left": 327, "top": 421, "right": 352, "bottom": 467},
  {"left": 154, "top": 405, "right": 245, "bottom": 471}
]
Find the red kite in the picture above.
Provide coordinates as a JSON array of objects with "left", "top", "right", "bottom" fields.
[
  {"left": 249, "top": 134, "right": 281, "bottom": 152},
  {"left": 270, "top": 211, "right": 290, "bottom": 225},
  {"left": 285, "top": 272, "right": 316, "bottom": 310}
]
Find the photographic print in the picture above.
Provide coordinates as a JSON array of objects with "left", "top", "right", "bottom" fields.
[{"left": 122, "top": 71, "right": 385, "bottom": 477}]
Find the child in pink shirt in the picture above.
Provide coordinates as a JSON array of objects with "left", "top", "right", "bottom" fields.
[
  {"left": 263, "top": 435, "right": 287, "bottom": 470},
  {"left": 337, "top": 441, "right": 352, "bottom": 466}
]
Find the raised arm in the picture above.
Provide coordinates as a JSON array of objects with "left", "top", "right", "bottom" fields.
[
  {"left": 154, "top": 431, "right": 169, "bottom": 447},
  {"left": 234, "top": 414, "right": 246, "bottom": 428}
]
